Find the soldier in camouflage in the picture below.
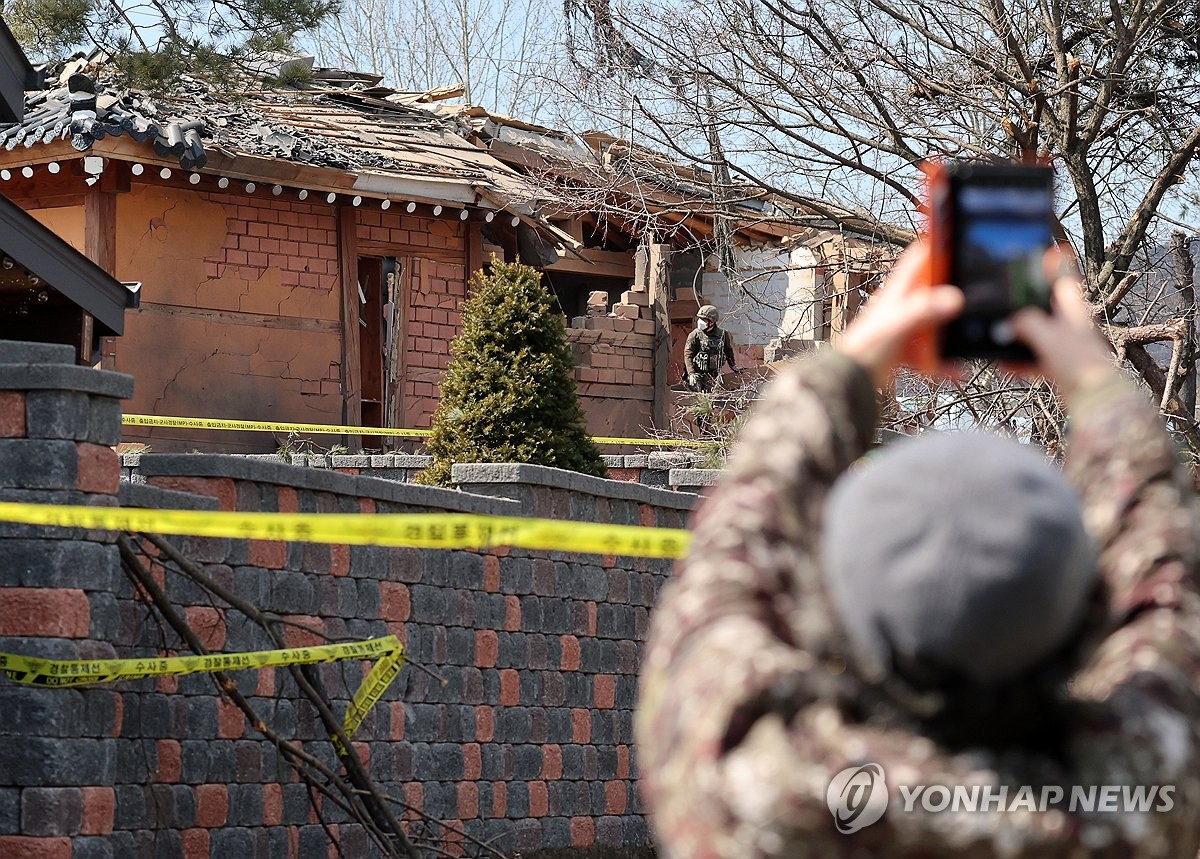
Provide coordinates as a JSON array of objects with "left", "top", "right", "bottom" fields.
[
  {"left": 684, "top": 305, "right": 739, "bottom": 392},
  {"left": 637, "top": 242, "right": 1200, "bottom": 858}
]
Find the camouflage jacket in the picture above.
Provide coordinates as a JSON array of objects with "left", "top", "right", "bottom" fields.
[
  {"left": 637, "top": 351, "right": 1200, "bottom": 858},
  {"left": 685, "top": 325, "right": 737, "bottom": 376}
]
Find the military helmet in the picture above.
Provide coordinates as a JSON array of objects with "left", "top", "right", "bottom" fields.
[{"left": 696, "top": 305, "right": 719, "bottom": 323}]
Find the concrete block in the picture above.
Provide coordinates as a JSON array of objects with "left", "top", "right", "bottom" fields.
[
  {"left": 0, "top": 340, "right": 75, "bottom": 364},
  {"left": 620, "top": 290, "right": 649, "bottom": 306},
  {"left": 633, "top": 318, "right": 655, "bottom": 335},
  {"left": 611, "top": 317, "right": 634, "bottom": 333},
  {"left": 586, "top": 316, "right": 615, "bottom": 331},
  {"left": 610, "top": 303, "right": 640, "bottom": 320},
  {"left": 586, "top": 291, "right": 609, "bottom": 310},
  {"left": 570, "top": 316, "right": 588, "bottom": 329},
  {"left": 20, "top": 787, "right": 82, "bottom": 836},
  {"left": 0, "top": 365, "right": 133, "bottom": 398},
  {"left": 25, "top": 390, "right": 90, "bottom": 440},
  {"left": 0, "top": 439, "right": 77, "bottom": 489}
]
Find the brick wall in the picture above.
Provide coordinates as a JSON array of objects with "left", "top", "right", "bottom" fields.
[
  {"left": 0, "top": 340, "right": 693, "bottom": 857},
  {"left": 566, "top": 330, "right": 655, "bottom": 439}
]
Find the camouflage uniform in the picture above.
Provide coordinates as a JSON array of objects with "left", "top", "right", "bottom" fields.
[
  {"left": 637, "top": 351, "right": 1200, "bottom": 858},
  {"left": 684, "top": 324, "right": 738, "bottom": 392}
]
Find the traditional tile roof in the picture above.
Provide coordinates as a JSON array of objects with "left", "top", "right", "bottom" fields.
[{"left": 0, "top": 53, "right": 538, "bottom": 206}]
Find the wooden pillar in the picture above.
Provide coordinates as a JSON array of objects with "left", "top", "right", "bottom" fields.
[
  {"left": 337, "top": 206, "right": 362, "bottom": 450},
  {"left": 83, "top": 184, "right": 117, "bottom": 366},
  {"left": 465, "top": 219, "right": 485, "bottom": 288},
  {"left": 648, "top": 243, "right": 673, "bottom": 430}
]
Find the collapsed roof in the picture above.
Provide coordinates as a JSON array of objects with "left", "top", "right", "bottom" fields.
[{"left": 0, "top": 50, "right": 881, "bottom": 261}]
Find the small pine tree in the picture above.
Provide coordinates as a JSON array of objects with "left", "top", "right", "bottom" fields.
[{"left": 416, "top": 260, "right": 607, "bottom": 486}]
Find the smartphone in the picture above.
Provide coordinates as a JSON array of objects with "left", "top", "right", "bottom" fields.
[{"left": 927, "top": 160, "right": 1055, "bottom": 360}]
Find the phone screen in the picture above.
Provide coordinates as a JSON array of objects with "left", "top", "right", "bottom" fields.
[{"left": 942, "top": 165, "right": 1054, "bottom": 358}]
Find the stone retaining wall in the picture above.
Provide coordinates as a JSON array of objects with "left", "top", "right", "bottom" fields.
[{"left": 0, "top": 339, "right": 697, "bottom": 858}]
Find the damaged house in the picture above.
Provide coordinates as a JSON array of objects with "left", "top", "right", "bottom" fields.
[{"left": 0, "top": 51, "right": 882, "bottom": 452}]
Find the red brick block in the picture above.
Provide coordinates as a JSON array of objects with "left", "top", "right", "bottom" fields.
[
  {"left": 80, "top": 787, "right": 115, "bottom": 835},
  {"left": 330, "top": 544, "right": 350, "bottom": 577},
  {"left": 256, "top": 668, "right": 275, "bottom": 697},
  {"left": 560, "top": 635, "right": 581, "bottom": 671},
  {"left": 112, "top": 695, "right": 123, "bottom": 737},
  {"left": 606, "top": 468, "right": 639, "bottom": 482},
  {"left": 475, "top": 706, "right": 494, "bottom": 742},
  {"left": 281, "top": 615, "right": 324, "bottom": 648},
  {"left": 277, "top": 487, "right": 299, "bottom": 513},
  {"left": 249, "top": 540, "right": 286, "bottom": 569},
  {"left": 181, "top": 828, "right": 210, "bottom": 857},
  {"left": 380, "top": 582, "right": 411, "bottom": 622},
  {"left": 605, "top": 780, "right": 628, "bottom": 814},
  {"left": 156, "top": 739, "right": 181, "bottom": 783},
  {"left": 262, "top": 783, "right": 283, "bottom": 826},
  {"left": 359, "top": 498, "right": 376, "bottom": 514},
  {"left": 390, "top": 702, "right": 406, "bottom": 740},
  {"left": 463, "top": 743, "right": 482, "bottom": 779},
  {"left": 194, "top": 784, "right": 229, "bottom": 827},
  {"left": 483, "top": 556, "right": 500, "bottom": 592},
  {"left": 456, "top": 782, "right": 479, "bottom": 820},
  {"left": 571, "top": 708, "right": 591, "bottom": 743},
  {"left": 504, "top": 595, "right": 521, "bottom": 631},
  {"left": 601, "top": 554, "right": 616, "bottom": 569},
  {"left": 184, "top": 606, "right": 226, "bottom": 651},
  {"left": 147, "top": 476, "right": 237, "bottom": 510},
  {"left": 491, "top": 782, "right": 507, "bottom": 818},
  {"left": 639, "top": 503, "right": 656, "bottom": 528},
  {"left": 617, "top": 745, "right": 630, "bottom": 779},
  {"left": 0, "top": 391, "right": 25, "bottom": 437},
  {"left": 541, "top": 744, "right": 563, "bottom": 781},
  {"left": 529, "top": 781, "right": 549, "bottom": 817},
  {"left": 570, "top": 817, "right": 595, "bottom": 847},
  {"left": 499, "top": 669, "right": 520, "bottom": 706},
  {"left": 76, "top": 442, "right": 119, "bottom": 494},
  {"left": 0, "top": 588, "right": 88, "bottom": 637},
  {"left": 217, "top": 698, "right": 245, "bottom": 739},
  {"left": 0, "top": 837, "right": 71, "bottom": 858},
  {"left": 403, "top": 782, "right": 423, "bottom": 815},
  {"left": 594, "top": 674, "right": 616, "bottom": 709},
  {"left": 474, "top": 630, "right": 497, "bottom": 668}
]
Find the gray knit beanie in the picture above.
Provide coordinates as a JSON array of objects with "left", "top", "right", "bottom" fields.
[{"left": 821, "top": 431, "right": 1097, "bottom": 690}]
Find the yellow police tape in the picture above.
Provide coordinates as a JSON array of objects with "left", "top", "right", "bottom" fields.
[
  {"left": 122, "top": 413, "right": 695, "bottom": 448},
  {"left": 0, "top": 635, "right": 404, "bottom": 745},
  {"left": 0, "top": 502, "right": 692, "bottom": 559}
]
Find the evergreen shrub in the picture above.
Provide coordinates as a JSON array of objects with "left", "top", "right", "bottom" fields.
[{"left": 416, "top": 260, "right": 607, "bottom": 485}]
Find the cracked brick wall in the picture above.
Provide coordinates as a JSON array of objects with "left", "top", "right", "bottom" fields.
[
  {"left": 0, "top": 340, "right": 694, "bottom": 857},
  {"left": 19, "top": 176, "right": 664, "bottom": 455}
]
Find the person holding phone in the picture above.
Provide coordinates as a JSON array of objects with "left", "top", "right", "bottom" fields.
[{"left": 636, "top": 241, "right": 1200, "bottom": 858}]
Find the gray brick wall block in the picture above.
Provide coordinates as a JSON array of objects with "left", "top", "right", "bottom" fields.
[
  {"left": 25, "top": 390, "right": 90, "bottom": 440},
  {"left": 0, "top": 439, "right": 77, "bottom": 489},
  {"left": 20, "top": 785, "right": 82, "bottom": 836}
]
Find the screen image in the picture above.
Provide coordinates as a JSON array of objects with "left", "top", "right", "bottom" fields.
[{"left": 954, "top": 185, "right": 1052, "bottom": 317}]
